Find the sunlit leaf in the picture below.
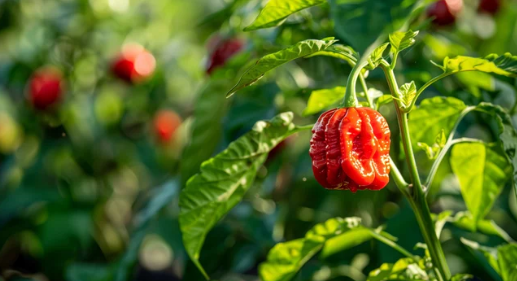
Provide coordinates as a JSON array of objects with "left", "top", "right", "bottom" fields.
[
  {"left": 375, "top": 95, "right": 393, "bottom": 110},
  {"left": 462, "top": 239, "right": 517, "bottom": 281},
  {"left": 307, "top": 44, "right": 358, "bottom": 66},
  {"left": 417, "top": 130, "right": 445, "bottom": 160},
  {"left": 451, "top": 142, "right": 510, "bottom": 225},
  {"left": 244, "top": 0, "right": 327, "bottom": 31},
  {"left": 367, "top": 258, "right": 427, "bottom": 281},
  {"left": 433, "top": 210, "right": 452, "bottom": 238},
  {"left": 365, "top": 43, "right": 389, "bottom": 70},
  {"left": 451, "top": 212, "right": 514, "bottom": 242},
  {"left": 389, "top": 30, "right": 419, "bottom": 54},
  {"left": 461, "top": 238, "right": 500, "bottom": 275},
  {"left": 302, "top": 86, "right": 345, "bottom": 116},
  {"left": 436, "top": 130, "right": 446, "bottom": 147},
  {"left": 451, "top": 274, "right": 474, "bottom": 281},
  {"left": 259, "top": 217, "right": 391, "bottom": 281},
  {"left": 409, "top": 97, "right": 467, "bottom": 151},
  {"left": 320, "top": 227, "right": 380, "bottom": 258},
  {"left": 179, "top": 113, "right": 299, "bottom": 278},
  {"left": 436, "top": 53, "right": 517, "bottom": 77},
  {"left": 227, "top": 38, "right": 337, "bottom": 97},
  {"left": 456, "top": 72, "right": 494, "bottom": 98},
  {"left": 399, "top": 81, "right": 416, "bottom": 108},
  {"left": 475, "top": 103, "right": 517, "bottom": 202},
  {"left": 498, "top": 244, "right": 517, "bottom": 281}
]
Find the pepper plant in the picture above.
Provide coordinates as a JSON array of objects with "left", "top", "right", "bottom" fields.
[{"left": 179, "top": 1, "right": 517, "bottom": 280}]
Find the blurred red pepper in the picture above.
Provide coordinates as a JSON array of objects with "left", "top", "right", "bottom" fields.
[
  {"left": 427, "top": 0, "right": 463, "bottom": 26},
  {"left": 478, "top": 0, "right": 500, "bottom": 15},
  {"left": 153, "top": 110, "right": 182, "bottom": 144},
  {"left": 28, "top": 67, "right": 64, "bottom": 110},
  {"left": 206, "top": 38, "right": 244, "bottom": 75},
  {"left": 112, "top": 44, "right": 156, "bottom": 84},
  {"left": 309, "top": 107, "right": 390, "bottom": 192}
]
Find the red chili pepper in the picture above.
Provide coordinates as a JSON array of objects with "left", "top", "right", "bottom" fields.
[
  {"left": 28, "top": 68, "right": 64, "bottom": 110},
  {"left": 206, "top": 38, "right": 244, "bottom": 75},
  {"left": 478, "top": 0, "right": 500, "bottom": 15},
  {"left": 427, "top": 0, "right": 463, "bottom": 26},
  {"left": 309, "top": 107, "right": 390, "bottom": 192}
]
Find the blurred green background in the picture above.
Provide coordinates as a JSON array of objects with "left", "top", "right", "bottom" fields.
[{"left": 0, "top": 0, "right": 516, "bottom": 280}]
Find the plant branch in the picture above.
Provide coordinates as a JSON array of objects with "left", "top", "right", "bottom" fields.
[
  {"left": 425, "top": 137, "right": 484, "bottom": 189},
  {"left": 424, "top": 106, "right": 476, "bottom": 189},
  {"left": 391, "top": 52, "right": 399, "bottom": 70},
  {"left": 293, "top": 124, "right": 315, "bottom": 133},
  {"left": 359, "top": 73, "right": 374, "bottom": 107},
  {"left": 371, "top": 231, "right": 417, "bottom": 260},
  {"left": 390, "top": 156, "right": 410, "bottom": 195},
  {"left": 407, "top": 70, "right": 485, "bottom": 111},
  {"left": 381, "top": 64, "right": 451, "bottom": 281}
]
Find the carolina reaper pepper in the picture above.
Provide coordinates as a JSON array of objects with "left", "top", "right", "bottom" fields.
[{"left": 309, "top": 107, "right": 391, "bottom": 192}]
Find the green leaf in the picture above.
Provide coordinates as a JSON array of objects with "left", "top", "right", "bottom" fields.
[
  {"left": 259, "top": 217, "right": 363, "bottom": 281},
  {"left": 302, "top": 86, "right": 345, "bottom": 116},
  {"left": 197, "top": 0, "right": 246, "bottom": 29},
  {"left": 436, "top": 130, "right": 447, "bottom": 147},
  {"left": 115, "top": 181, "right": 179, "bottom": 281},
  {"left": 497, "top": 244, "right": 517, "bottom": 281},
  {"left": 389, "top": 30, "right": 419, "bottom": 54},
  {"left": 259, "top": 238, "right": 319, "bottom": 281},
  {"left": 460, "top": 238, "right": 501, "bottom": 275},
  {"left": 450, "top": 142, "right": 510, "bottom": 225},
  {"left": 244, "top": 0, "right": 327, "bottom": 31},
  {"left": 328, "top": 0, "right": 430, "bottom": 52},
  {"left": 365, "top": 43, "right": 389, "bottom": 70},
  {"left": 475, "top": 103, "right": 517, "bottom": 203},
  {"left": 227, "top": 38, "right": 337, "bottom": 97},
  {"left": 179, "top": 113, "right": 299, "bottom": 278},
  {"left": 437, "top": 53, "right": 517, "bottom": 77},
  {"left": 451, "top": 274, "right": 474, "bottom": 281},
  {"left": 260, "top": 217, "right": 393, "bottom": 281},
  {"left": 307, "top": 44, "right": 358, "bottom": 67},
  {"left": 456, "top": 72, "right": 495, "bottom": 98},
  {"left": 433, "top": 210, "right": 452, "bottom": 238},
  {"left": 417, "top": 142, "right": 439, "bottom": 160},
  {"left": 181, "top": 81, "right": 229, "bottom": 184},
  {"left": 451, "top": 212, "right": 514, "bottom": 242},
  {"left": 367, "top": 258, "right": 427, "bottom": 281},
  {"left": 409, "top": 97, "right": 467, "bottom": 150},
  {"left": 462, "top": 239, "right": 517, "bottom": 281},
  {"left": 399, "top": 81, "right": 417, "bottom": 108},
  {"left": 320, "top": 228, "right": 377, "bottom": 258},
  {"left": 375, "top": 95, "right": 394, "bottom": 110},
  {"left": 417, "top": 130, "right": 445, "bottom": 160}
]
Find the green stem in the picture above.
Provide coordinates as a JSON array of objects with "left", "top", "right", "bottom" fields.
[
  {"left": 425, "top": 137, "right": 483, "bottom": 189},
  {"left": 407, "top": 72, "right": 452, "bottom": 111},
  {"left": 423, "top": 106, "right": 475, "bottom": 189},
  {"left": 371, "top": 231, "right": 417, "bottom": 260},
  {"left": 359, "top": 73, "right": 374, "bottom": 107},
  {"left": 294, "top": 124, "right": 316, "bottom": 133},
  {"left": 389, "top": 157, "right": 410, "bottom": 195},
  {"left": 343, "top": 61, "right": 367, "bottom": 107},
  {"left": 391, "top": 52, "right": 399, "bottom": 70},
  {"left": 382, "top": 65, "right": 451, "bottom": 281}
]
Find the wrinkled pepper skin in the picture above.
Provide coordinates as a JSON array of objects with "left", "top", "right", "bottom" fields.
[{"left": 309, "top": 107, "right": 391, "bottom": 192}]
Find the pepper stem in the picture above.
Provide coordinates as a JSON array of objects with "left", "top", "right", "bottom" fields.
[{"left": 342, "top": 62, "right": 366, "bottom": 108}]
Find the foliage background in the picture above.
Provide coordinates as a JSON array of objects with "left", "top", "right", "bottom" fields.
[{"left": 0, "top": 0, "right": 516, "bottom": 280}]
